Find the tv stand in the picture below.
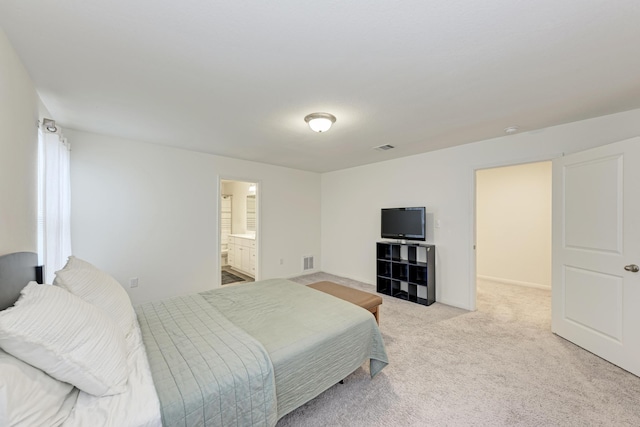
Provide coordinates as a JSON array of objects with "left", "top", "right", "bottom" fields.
[{"left": 376, "top": 241, "right": 436, "bottom": 306}]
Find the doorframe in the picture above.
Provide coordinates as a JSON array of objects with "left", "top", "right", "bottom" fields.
[
  {"left": 468, "top": 153, "right": 562, "bottom": 311},
  {"left": 217, "top": 175, "right": 262, "bottom": 286}
]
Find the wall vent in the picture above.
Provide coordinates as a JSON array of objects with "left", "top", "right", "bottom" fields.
[
  {"left": 374, "top": 144, "right": 395, "bottom": 151},
  {"left": 303, "top": 255, "right": 314, "bottom": 271}
]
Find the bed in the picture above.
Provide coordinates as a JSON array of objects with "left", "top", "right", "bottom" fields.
[{"left": 0, "top": 252, "right": 388, "bottom": 426}]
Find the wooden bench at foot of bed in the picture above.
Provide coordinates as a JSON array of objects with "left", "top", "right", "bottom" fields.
[{"left": 308, "top": 281, "right": 382, "bottom": 325}]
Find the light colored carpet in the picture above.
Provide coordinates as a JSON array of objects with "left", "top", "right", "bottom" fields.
[{"left": 277, "top": 273, "right": 640, "bottom": 426}]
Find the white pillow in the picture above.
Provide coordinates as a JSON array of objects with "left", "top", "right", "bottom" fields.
[
  {"left": 55, "top": 267, "right": 136, "bottom": 337},
  {"left": 0, "top": 282, "right": 129, "bottom": 397},
  {"left": 0, "top": 349, "right": 78, "bottom": 427},
  {"left": 52, "top": 255, "right": 97, "bottom": 287},
  {"left": 60, "top": 255, "right": 99, "bottom": 272}
]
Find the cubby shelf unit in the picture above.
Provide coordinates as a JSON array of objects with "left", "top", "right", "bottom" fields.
[{"left": 376, "top": 241, "right": 436, "bottom": 306}]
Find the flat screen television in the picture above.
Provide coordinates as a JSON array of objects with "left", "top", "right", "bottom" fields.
[{"left": 381, "top": 207, "right": 426, "bottom": 241}]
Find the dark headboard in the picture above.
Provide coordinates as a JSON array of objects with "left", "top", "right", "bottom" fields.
[{"left": 0, "top": 252, "right": 42, "bottom": 311}]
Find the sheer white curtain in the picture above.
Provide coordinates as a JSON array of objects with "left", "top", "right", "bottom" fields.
[{"left": 38, "top": 125, "right": 72, "bottom": 283}]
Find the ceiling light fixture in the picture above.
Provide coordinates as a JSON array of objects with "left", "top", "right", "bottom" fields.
[
  {"left": 504, "top": 126, "right": 519, "bottom": 135},
  {"left": 304, "top": 112, "right": 336, "bottom": 133},
  {"left": 43, "top": 118, "right": 58, "bottom": 133}
]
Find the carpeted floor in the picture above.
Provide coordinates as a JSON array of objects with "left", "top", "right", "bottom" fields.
[{"left": 278, "top": 273, "right": 640, "bottom": 426}]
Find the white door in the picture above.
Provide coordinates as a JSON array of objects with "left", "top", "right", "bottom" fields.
[{"left": 552, "top": 136, "right": 640, "bottom": 376}]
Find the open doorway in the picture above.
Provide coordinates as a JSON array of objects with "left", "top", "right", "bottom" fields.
[
  {"left": 220, "top": 179, "right": 258, "bottom": 285},
  {"left": 474, "top": 161, "right": 552, "bottom": 319}
]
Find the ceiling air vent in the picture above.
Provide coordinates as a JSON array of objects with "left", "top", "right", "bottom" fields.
[{"left": 374, "top": 144, "right": 395, "bottom": 151}]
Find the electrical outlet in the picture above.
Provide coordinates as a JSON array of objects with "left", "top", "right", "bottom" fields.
[{"left": 129, "top": 278, "right": 139, "bottom": 288}]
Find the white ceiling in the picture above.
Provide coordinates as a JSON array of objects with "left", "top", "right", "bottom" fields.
[{"left": 2, "top": 1, "right": 639, "bottom": 173}]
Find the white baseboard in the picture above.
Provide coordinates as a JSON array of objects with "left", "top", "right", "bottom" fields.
[{"left": 477, "top": 275, "right": 551, "bottom": 290}]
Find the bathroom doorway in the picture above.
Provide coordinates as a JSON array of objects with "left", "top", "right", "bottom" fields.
[{"left": 220, "top": 179, "right": 258, "bottom": 285}]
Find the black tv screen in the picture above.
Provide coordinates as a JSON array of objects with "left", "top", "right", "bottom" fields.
[{"left": 381, "top": 207, "right": 426, "bottom": 241}]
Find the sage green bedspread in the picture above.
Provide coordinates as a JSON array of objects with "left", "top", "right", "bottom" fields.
[
  {"left": 138, "top": 278, "right": 388, "bottom": 426},
  {"left": 201, "top": 279, "right": 388, "bottom": 419},
  {"left": 136, "top": 294, "right": 277, "bottom": 426}
]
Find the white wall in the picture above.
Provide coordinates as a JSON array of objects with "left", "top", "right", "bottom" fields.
[
  {"left": 68, "top": 130, "right": 321, "bottom": 304},
  {"left": 0, "top": 28, "right": 40, "bottom": 255},
  {"left": 476, "top": 161, "right": 552, "bottom": 289},
  {"left": 321, "top": 108, "right": 640, "bottom": 310}
]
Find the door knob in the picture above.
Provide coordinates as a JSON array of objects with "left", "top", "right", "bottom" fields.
[{"left": 625, "top": 264, "right": 639, "bottom": 273}]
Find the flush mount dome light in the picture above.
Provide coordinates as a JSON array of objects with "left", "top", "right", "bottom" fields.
[{"left": 304, "top": 112, "right": 336, "bottom": 133}]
